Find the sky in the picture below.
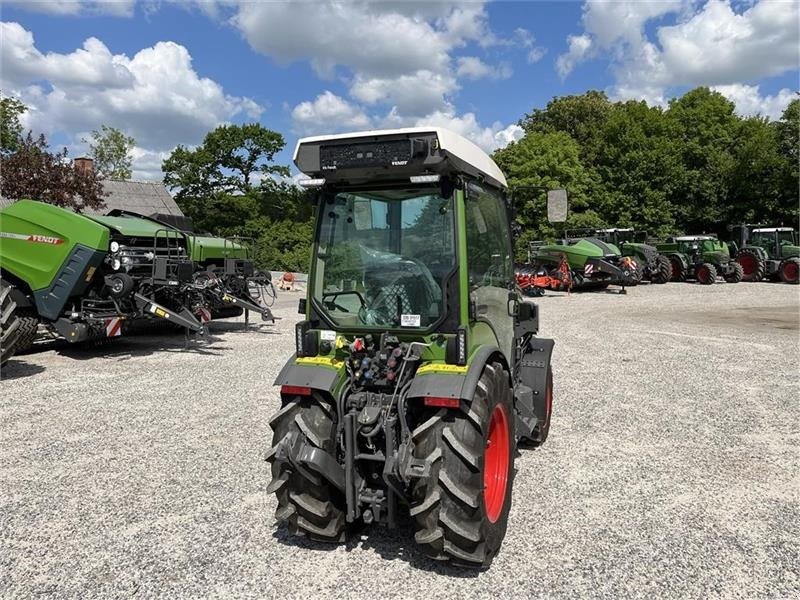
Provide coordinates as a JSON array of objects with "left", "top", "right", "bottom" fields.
[{"left": 1, "top": 0, "right": 798, "bottom": 181}]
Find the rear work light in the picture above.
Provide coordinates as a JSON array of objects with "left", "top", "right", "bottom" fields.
[
  {"left": 409, "top": 174, "right": 440, "bottom": 184},
  {"left": 298, "top": 178, "right": 325, "bottom": 188},
  {"left": 424, "top": 396, "right": 460, "bottom": 408},
  {"left": 281, "top": 385, "right": 312, "bottom": 396}
]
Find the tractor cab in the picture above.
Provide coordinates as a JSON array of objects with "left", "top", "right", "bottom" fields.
[{"left": 751, "top": 227, "right": 799, "bottom": 258}]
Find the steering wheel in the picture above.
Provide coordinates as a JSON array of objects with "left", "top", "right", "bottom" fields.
[{"left": 322, "top": 290, "right": 366, "bottom": 313}]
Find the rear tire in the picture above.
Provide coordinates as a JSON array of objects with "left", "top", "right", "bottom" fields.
[
  {"left": 736, "top": 248, "right": 765, "bottom": 282},
  {"left": 779, "top": 258, "right": 800, "bottom": 284},
  {"left": 724, "top": 262, "right": 743, "bottom": 284},
  {"left": 669, "top": 256, "right": 686, "bottom": 282},
  {"left": 411, "top": 361, "right": 515, "bottom": 568},
  {"left": 696, "top": 263, "right": 717, "bottom": 285},
  {"left": 651, "top": 255, "right": 672, "bottom": 284},
  {"left": 1, "top": 282, "right": 21, "bottom": 368},
  {"left": 266, "top": 394, "right": 346, "bottom": 542}
]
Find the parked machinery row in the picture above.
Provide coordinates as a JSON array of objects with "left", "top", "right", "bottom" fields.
[
  {"left": 0, "top": 200, "right": 276, "bottom": 367},
  {"left": 515, "top": 225, "right": 798, "bottom": 295}
]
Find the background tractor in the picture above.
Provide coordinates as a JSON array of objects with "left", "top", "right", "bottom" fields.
[
  {"left": 0, "top": 200, "right": 204, "bottom": 362},
  {"left": 526, "top": 235, "right": 640, "bottom": 292},
  {"left": 267, "top": 127, "right": 556, "bottom": 568},
  {"left": 657, "top": 235, "right": 743, "bottom": 285},
  {"left": 727, "top": 224, "right": 799, "bottom": 284},
  {"left": 591, "top": 229, "right": 671, "bottom": 284}
]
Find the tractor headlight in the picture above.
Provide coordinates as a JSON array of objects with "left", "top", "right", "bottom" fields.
[
  {"left": 111, "top": 258, "right": 122, "bottom": 271},
  {"left": 110, "top": 241, "right": 120, "bottom": 253}
]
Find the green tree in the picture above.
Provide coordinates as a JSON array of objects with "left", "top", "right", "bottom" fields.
[
  {"left": 84, "top": 125, "right": 135, "bottom": 179},
  {"left": 494, "top": 131, "right": 604, "bottom": 258},
  {"left": 163, "top": 123, "right": 289, "bottom": 199},
  {"left": 520, "top": 90, "right": 612, "bottom": 165},
  {"left": 665, "top": 88, "right": 739, "bottom": 232},
  {"left": 0, "top": 94, "right": 26, "bottom": 154}
]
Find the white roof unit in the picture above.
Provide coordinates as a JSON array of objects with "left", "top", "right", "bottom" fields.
[
  {"left": 293, "top": 127, "right": 507, "bottom": 189},
  {"left": 673, "top": 235, "right": 717, "bottom": 241},
  {"left": 752, "top": 227, "right": 794, "bottom": 233}
]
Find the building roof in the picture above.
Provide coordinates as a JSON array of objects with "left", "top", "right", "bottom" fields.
[
  {"left": 83, "top": 179, "right": 184, "bottom": 217},
  {"left": 0, "top": 180, "right": 184, "bottom": 218}
]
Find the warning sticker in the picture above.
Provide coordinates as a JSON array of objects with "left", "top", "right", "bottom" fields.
[
  {"left": 400, "top": 314, "right": 421, "bottom": 327},
  {"left": 320, "top": 330, "right": 336, "bottom": 341}
]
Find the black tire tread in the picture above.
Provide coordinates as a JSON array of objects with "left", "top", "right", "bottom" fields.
[
  {"left": 697, "top": 263, "right": 717, "bottom": 285},
  {"left": 651, "top": 254, "right": 672, "bottom": 284},
  {"left": 411, "top": 361, "right": 514, "bottom": 567},
  {"left": 1, "top": 283, "right": 21, "bottom": 368},
  {"left": 267, "top": 395, "right": 346, "bottom": 542},
  {"left": 12, "top": 311, "right": 38, "bottom": 354},
  {"left": 669, "top": 256, "right": 686, "bottom": 282},
  {"left": 724, "top": 262, "right": 744, "bottom": 283}
]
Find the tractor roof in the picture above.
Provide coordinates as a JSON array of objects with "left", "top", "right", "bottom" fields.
[
  {"left": 673, "top": 235, "right": 718, "bottom": 241},
  {"left": 294, "top": 127, "right": 507, "bottom": 190},
  {"left": 753, "top": 227, "right": 794, "bottom": 233},
  {"left": 596, "top": 228, "right": 633, "bottom": 233}
]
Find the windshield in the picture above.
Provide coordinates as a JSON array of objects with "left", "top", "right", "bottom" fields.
[
  {"left": 778, "top": 231, "right": 796, "bottom": 246},
  {"left": 312, "top": 187, "right": 456, "bottom": 328}
]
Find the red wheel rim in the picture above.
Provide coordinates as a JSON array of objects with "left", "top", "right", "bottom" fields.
[
  {"left": 738, "top": 255, "right": 756, "bottom": 276},
  {"left": 698, "top": 266, "right": 709, "bottom": 283},
  {"left": 784, "top": 261, "right": 799, "bottom": 282},
  {"left": 484, "top": 404, "right": 510, "bottom": 523},
  {"left": 670, "top": 259, "right": 681, "bottom": 280}
]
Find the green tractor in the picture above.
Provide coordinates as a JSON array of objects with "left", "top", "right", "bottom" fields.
[
  {"left": 527, "top": 235, "right": 640, "bottom": 291},
  {"left": 727, "top": 224, "right": 799, "bottom": 284},
  {"left": 656, "top": 235, "right": 743, "bottom": 285},
  {"left": 591, "top": 229, "right": 671, "bottom": 284},
  {"left": 0, "top": 200, "right": 204, "bottom": 365},
  {"left": 266, "top": 128, "right": 556, "bottom": 567}
]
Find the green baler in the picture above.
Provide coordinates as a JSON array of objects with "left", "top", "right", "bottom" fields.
[{"left": 0, "top": 200, "right": 203, "bottom": 365}]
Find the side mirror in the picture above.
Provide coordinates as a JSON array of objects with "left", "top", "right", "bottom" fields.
[{"left": 547, "top": 189, "right": 569, "bottom": 223}]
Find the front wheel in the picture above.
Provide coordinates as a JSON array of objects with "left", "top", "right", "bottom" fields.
[
  {"left": 696, "top": 263, "right": 717, "bottom": 285},
  {"left": 651, "top": 255, "right": 672, "bottom": 284},
  {"left": 779, "top": 258, "right": 800, "bottom": 284},
  {"left": 411, "top": 361, "right": 515, "bottom": 568},
  {"left": 724, "top": 262, "right": 744, "bottom": 283},
  {"left": 736, "top": 248, "right": 765, "bottom": 282},
  {"left": 670, "top": 256, "right": 686, "bottom": 282}
]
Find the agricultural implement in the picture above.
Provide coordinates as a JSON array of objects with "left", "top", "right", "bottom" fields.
[
  {"left": 591, "top": 229, "right": 671, "bottom": 284},
  {"left": 727, "top": 224, "right": 799, "bottom": 284},
  {"left": 152, "top": 213, "right": 276, "bottom": 323},
  {"left": 656, "top": 235, "right": 742, "bottom": 285},
  {"left": 0, "top": 200, "right": 204, "bottom": 364},
  {"left": 526, "top": 236, "right": 639, "bottom": 292},
  {"left": 266, "top": 127, "right": 557, "bottom": 567}
]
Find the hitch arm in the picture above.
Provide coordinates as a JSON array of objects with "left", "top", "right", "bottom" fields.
[{"left": 134, "top": 293, "right": 204, "bottom": 332}]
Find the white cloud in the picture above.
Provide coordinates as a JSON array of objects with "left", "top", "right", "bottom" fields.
[
  {"left": 455, "top": 56, "right": 512, "bottom": 81},
  {"left": 556, "top": 34, "right": 593, "bottom": 79},
  {"left": 412, "top": 109, "right": 524, "bottom": 152},
  {"left": 712, "top": 84, "right": 797, "bottom": 120},
  {"left": 2, "top": 22, "right": 262, "bottom": 180},
  {"left": 291, "top": 91, "right": 371, "bottom": 135},
  {"left": 350, "top": 70, "right": 459, "bottom": 116},
  {"left": 4, "top": 0, "right": 135, "bottom": 17},
  {"left": 557, "top": 0, "right": 800, "bottom": 102},
  {"left": 513, "top": 28, "right": 547, "bottom": 64}
]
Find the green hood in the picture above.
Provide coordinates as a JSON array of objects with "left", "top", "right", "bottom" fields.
[
  {"left": 87, "top": 214, "right": 175, "bottom": 238},
  {"left": 187, "top": 235, "right": 248, "bottom": 262}
]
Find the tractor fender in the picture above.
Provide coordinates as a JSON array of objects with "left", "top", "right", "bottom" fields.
[
  {"left": 407, "top": 345, "right": 510, "bottom": 401},
  {"left": 273, "top": 355, "right": 342, "bottom": 395},
  {"left": 515, "top": 337, "right": 555, "bottom": 440}
]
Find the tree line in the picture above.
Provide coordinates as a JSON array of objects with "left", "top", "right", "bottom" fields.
[{"left": 2, "top": 87, "right": 797, "bottom": 269}]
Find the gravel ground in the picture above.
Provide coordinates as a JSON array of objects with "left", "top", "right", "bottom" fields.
[{"left": 1, "top": 282, "right": 798, "bottom": 599}]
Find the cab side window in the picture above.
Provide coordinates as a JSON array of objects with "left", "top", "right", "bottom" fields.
[{"left": 465, "top": 182, "right": 513, "bottom": 289}]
